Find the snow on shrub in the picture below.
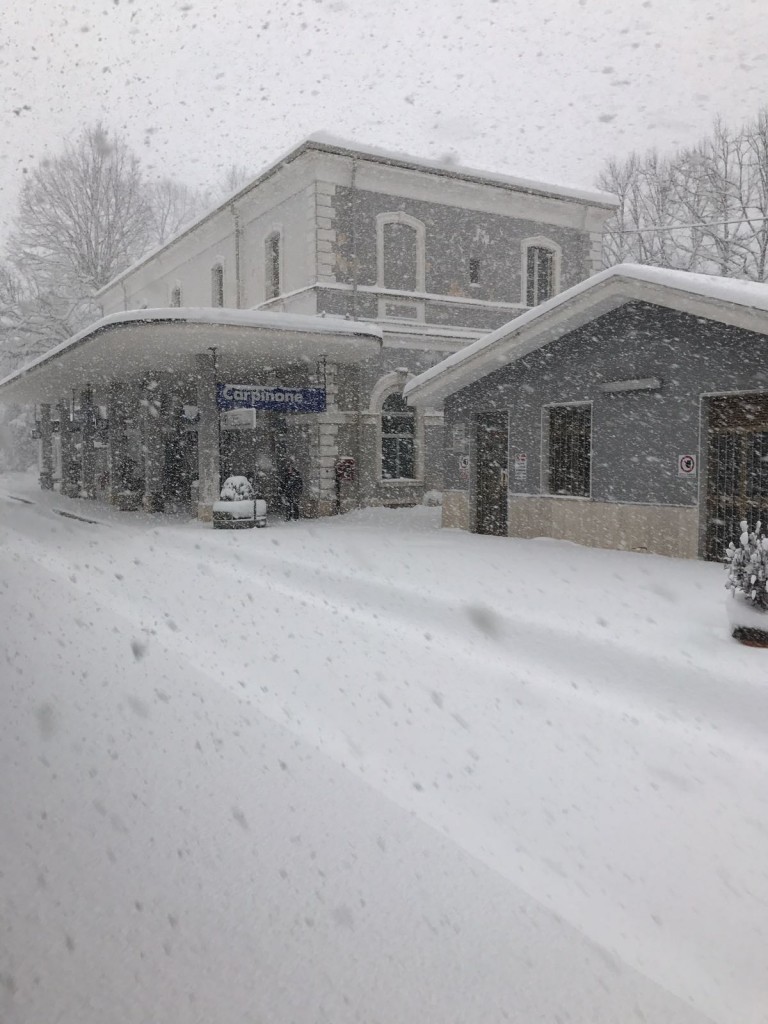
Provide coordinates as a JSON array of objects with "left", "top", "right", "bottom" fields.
[
  {"left": 220, "top": 476, "right": 254, "bottom": 501},
  {"left": 725, "top": 520, "right": 768, "bottom": 612},
  {"left": 422, "top": 490, "right": 443, "bottom": 507}
]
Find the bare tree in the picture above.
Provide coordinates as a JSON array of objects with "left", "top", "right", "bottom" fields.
[
  {"left": 8, "top": 123, "right": 154, "bottom": 330},
  {"left": 598, "top": 107, "right": 768, "bottom": 282},
  {"left": 147, "top": 177, "right": 209, "bottom": 248}
]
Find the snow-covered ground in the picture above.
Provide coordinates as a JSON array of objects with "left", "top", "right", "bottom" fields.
[{"left": 1, "top": 471, "right": 767, "bottom": 1024}]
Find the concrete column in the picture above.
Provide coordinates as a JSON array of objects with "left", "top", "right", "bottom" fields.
[
  {"left": 57, "top": 397, "right": 78, "bottom": 498},
  {"left": 141, "top": 379, "right": 165, "bottom": 512},
  {"left": 107, "top": 382, "right": 128, "bottom": 501},
  {"left": 195, "top": 353, "right": 220, "bottom": 521},
  {"left": 80, "top": 386, "right": 96, "bottom": 499},
  {"left": 39, "top": 404, "right": 54, "bottom": 490}
]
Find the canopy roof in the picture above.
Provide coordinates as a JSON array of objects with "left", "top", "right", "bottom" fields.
[
  {"left": 0, "top": 308, "right": 383, "bottom": 404},
  {"left": 405, "top": 264, "right": 768, "bottom": 407}
]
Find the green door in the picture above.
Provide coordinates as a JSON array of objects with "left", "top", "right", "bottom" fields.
[{"left": 476, "top": 412, "right": 509, "bottom": 536}]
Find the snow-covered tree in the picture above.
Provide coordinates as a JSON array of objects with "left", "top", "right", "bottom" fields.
[{"left": 726, "top": 521, "right": 768, "bottom": 612}]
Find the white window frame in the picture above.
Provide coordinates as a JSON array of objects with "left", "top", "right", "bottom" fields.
[
  {"left": 376, "top": 212, "right": 426, "bottom": 293},
  {"left": 521, "top": 236, "right": 561, "bottom": 307},
  {"left": 264, "top": 228, "right": 282, "bottom": 301},
  {"left": 369, "top": 371, "right": 424, "bottom": 484}
]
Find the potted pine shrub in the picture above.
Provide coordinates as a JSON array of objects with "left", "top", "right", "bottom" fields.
[{"left": 724, "top": 520, "right": 768, "bottom": 646}]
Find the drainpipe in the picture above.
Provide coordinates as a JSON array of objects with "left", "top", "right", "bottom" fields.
[
  {"left": 231, "top": 203, "right": 242, "bottom": 308},
  {"left": 350, "top": 157, "right": 359, "bottom": 320}
]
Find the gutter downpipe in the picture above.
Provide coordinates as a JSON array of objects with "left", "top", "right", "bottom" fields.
[
  {"left": 350, "top": 157, "right": 359, "bottom": 320},
  {"left": 232, "top": 203, "right": 242, "bottom": 308}
]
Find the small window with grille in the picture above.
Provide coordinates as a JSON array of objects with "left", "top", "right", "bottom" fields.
[{"left": 548, "top": 404, "right": 591, "bottom": 497}]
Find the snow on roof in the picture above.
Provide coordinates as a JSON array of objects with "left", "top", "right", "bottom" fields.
[
  {"left": 305, "top": 132, "right": 619, "bottom": 207},
  {"left": 405, "top": 263, "right": 768, "bottom": 404},
  {"left": 95, "top": 134, "right": 617, "bottom": 298},
  {"left": 0, "top": 307, "right": 382, "bottom": 394}
]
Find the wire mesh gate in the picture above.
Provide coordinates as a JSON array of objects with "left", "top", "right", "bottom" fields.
[{"left": 706, "top": 394, "right": 768, "bottom": 559}]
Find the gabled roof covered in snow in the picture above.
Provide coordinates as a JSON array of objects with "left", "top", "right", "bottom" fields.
[
  {"left": 95, "top": 134, "right": 618, "bottom": 298},
  {"left": 404, "top": 264, "right": 768, "bottom": 406}
]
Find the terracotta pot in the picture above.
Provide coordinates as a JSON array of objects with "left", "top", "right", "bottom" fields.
[{"left": 726, "top": 593, "right": 768, "bottom": 647}]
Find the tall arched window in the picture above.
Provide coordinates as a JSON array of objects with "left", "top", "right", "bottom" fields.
[
  {"left": 521, "top": 237, "right": 561, "bottom": 306},
  {"left": 381, "top": 393, "right": 415, "bottom": 480},
  {"left": 265, "top": 232, "right": 281, "bottom": 300},
  {"left": 376, "top": 212, "right": 426, "bottom": 293},
  {"left": 211, "top": 263, "right": 224, "bottom": 307}
]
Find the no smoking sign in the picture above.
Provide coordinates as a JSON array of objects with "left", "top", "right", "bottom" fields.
[{"left": 678, "top": 453, "right": 697, "bottom": 477}]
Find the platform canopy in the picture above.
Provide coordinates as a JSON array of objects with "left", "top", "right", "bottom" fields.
[{"left": 0, "top": 308, "right": 383, "bottom": 404}]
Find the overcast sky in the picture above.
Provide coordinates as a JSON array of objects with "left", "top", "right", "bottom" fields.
[{"left": 1, "top": 0, "right": 766, "bottom": 241}]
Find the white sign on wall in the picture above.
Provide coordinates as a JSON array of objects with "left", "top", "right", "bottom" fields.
[
  {"left": 514, "top": 452, "right": 528, "bottom": 482},
  {"left": 678, "top": 454, "right": 697, "bottom": 477}
]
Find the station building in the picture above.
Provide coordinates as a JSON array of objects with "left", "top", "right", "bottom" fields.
[{"left": 0, "top": 135, "right": 616, "bottom": 519}]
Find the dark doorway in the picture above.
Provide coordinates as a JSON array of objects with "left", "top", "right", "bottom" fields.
[
  {"left": 706, "top": 393, "right": 768, "bottom": 559},
  {"left": 476, "top": 412, "right": 509, "bottom": 536}
]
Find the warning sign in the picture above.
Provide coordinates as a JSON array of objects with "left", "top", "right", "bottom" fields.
[
  {"left": 459, "top": 454, "right": 470, "bottom": 481},
  {"left": 514, "top": 452, "right": 528, "bottom": 482},
  {"left": 678, "top": 454, "right": 697, "bottom": 477}
]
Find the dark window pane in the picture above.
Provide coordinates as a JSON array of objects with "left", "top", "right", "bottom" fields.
[
  {"left": 382, "top": 392, "right": 416, "bottom": 478},
  {"left": 549, "top": 405, "right": 591, "bottom": 496},
  {"left": 527, "top": 246, "right": 555, "bottom": 306},
  {"left": 212, "top": 264, "right": 224, "bottom": 307},
  {"left": 469, "top": 257, "right": 480, "bottom": 285},
  {"left": 265, "top": 233, "right": 280, "bottom": 299}
]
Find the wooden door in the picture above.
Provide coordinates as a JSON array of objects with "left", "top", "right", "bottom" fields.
[
  {"left": 476, "top": 412, "right": 509, "bottom": 536},
  {"left": 706, "top": 393, "right": 768, "bottom": 559}
]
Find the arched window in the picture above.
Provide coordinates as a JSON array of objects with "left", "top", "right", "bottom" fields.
[
  {"left": 381, "top": 392, "right": 415, "bottom": 480},
  {"left": 521, "top": 237, "right": 561, "bottom": 306},
  {"left": 265, "top": 232, "right": 281, "bottom": 300},
  {"left": 170, "top": 285, "right": 182, "bottom": 307},
  {"left": 211, "top": 263, "right": 224, "bottom": 307},
  {"left": 376, "top": 212, "right": 426, "bottom": 293}
]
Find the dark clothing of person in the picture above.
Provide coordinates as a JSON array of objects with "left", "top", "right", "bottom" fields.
[{"left": 282, "top": 467, "right": 303, "bottom": 520}]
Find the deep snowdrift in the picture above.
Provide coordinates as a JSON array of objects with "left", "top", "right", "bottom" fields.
[{"left": 1, "top": 473, "right": 766, "bottom": 1024}]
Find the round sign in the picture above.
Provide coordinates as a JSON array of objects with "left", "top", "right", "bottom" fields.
[{"left": 678, "top": 454, "right": 696, "bottom": 475}]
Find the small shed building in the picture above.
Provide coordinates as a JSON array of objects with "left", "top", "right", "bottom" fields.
[{"left": 405, "top": 264, "right": 768, "bottom": 560}]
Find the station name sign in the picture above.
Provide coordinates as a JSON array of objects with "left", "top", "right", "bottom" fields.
[{"left": 216, "top": 383, "right": 326, "bottom": 414}]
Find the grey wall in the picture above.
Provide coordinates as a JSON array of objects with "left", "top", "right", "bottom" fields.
[
  {"left": 444, "top": 301, "right": 768, "bottom": 504},
  {"left": 332, "top": 186, "right": 593, "bottom": 302}
]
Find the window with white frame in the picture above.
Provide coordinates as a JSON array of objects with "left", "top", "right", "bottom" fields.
[
  {"left": 377, "top": 212, "right": 426, "bottom": 293},
  {"left": 547, "top": 404, "right": 591, "bottom": 497},
  {"left": 381, "top": 392, "right": 415, "bottom": 480},
  {"left": 265, "top": 232, "right": 281, "bottom": 300},
  {"left": 211, "top": 263, "right": 224, "bottom": 307},
  {"left": 522, "top": 238, "right": 560, "bottom": 306}
]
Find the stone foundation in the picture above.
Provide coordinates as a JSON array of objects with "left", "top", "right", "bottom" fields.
[{"left": 506, "top": 496, "right": 699, "bottom": 559}]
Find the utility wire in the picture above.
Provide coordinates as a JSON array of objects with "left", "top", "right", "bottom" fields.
[{"left": 614, "top": 215, "right": 768, "bottom": 236}]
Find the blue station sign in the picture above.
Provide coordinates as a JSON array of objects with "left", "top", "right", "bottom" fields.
[{"left": 216, "top": 383, "right": 326, "bottom": 414}]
